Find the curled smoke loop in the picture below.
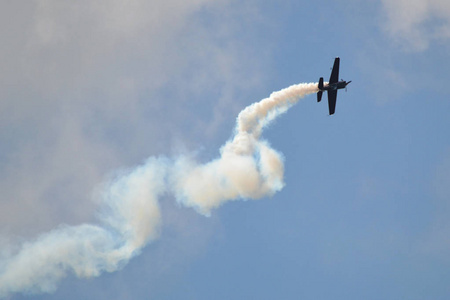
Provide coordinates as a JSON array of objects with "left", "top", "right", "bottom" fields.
[{"left": 0, "top": 82, "right": 318, "bottom": 298}]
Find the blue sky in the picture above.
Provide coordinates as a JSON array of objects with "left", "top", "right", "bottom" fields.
[{"left": 1, "top": 0, "right": 450, "bottom": 299}]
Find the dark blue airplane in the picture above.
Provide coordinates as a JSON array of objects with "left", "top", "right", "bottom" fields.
[{"left": 317, "top": 57, "right": 351, "bottom": 115}]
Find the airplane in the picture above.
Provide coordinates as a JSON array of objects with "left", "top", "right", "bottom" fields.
[{"left": 317, "top": 57, "right": 351, "bottom": 115}]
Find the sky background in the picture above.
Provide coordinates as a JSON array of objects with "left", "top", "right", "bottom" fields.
[{"left": 1, "top": 0, "right": 450, "bottom": 299}]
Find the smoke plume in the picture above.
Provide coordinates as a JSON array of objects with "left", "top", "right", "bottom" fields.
[{"left": 0, "top": 82, "right": 318, "bottom": 298}]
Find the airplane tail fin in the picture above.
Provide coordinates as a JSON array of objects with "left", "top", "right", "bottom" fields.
[{"left": 317, "top": 77, "right": 324, "bottom": 102}]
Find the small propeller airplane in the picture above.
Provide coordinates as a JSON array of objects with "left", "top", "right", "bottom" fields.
[{"left": 317, "top": 57, "right": 351, "bottom": 115}]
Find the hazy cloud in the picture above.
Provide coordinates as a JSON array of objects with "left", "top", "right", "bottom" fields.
[
  {"left": 381, "top": 0, "right": 450, "bottom": 51},
  {"left": 0, "top": 0, "right": 268, "bottom": 236}
]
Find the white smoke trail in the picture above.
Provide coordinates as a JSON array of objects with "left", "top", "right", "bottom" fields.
[
  {"left": 0, "top": 82, "right": 317, "bottom": 298},
  {"left": 172, "top": 82, "right": 318, "bottom": 215},
  {"left": 0, "top": 158, "right": 167, "bottom": 297}
]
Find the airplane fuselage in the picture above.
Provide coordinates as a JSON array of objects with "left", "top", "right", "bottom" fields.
[{"left": 320, "top": 80, "right": 351, "bottom": 91}]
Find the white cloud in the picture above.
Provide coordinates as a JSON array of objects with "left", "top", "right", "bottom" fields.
[
  {"left": 0, "top": 0, "right": 268, "bottom": 236},
  {"left": 381, "top": 0, "right": 450, "bottom": 51},
  {"left": 0, "top": 1, "right": 274, "bottom": 297}
]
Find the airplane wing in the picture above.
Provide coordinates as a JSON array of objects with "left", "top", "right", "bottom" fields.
[
  {"left": 329, "top": 57, "right": 340, "bottom": 84},
  {"left": 328, "top": 90, "right": 337, "bottom": 115}
]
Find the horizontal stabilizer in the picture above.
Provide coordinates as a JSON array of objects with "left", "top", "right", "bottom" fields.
[
  {"left": 318, "top": 77, "right": 324, "bottom": 90},
  {"left": 317, "top": 91, "right": 323, "bottom": 102}
]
